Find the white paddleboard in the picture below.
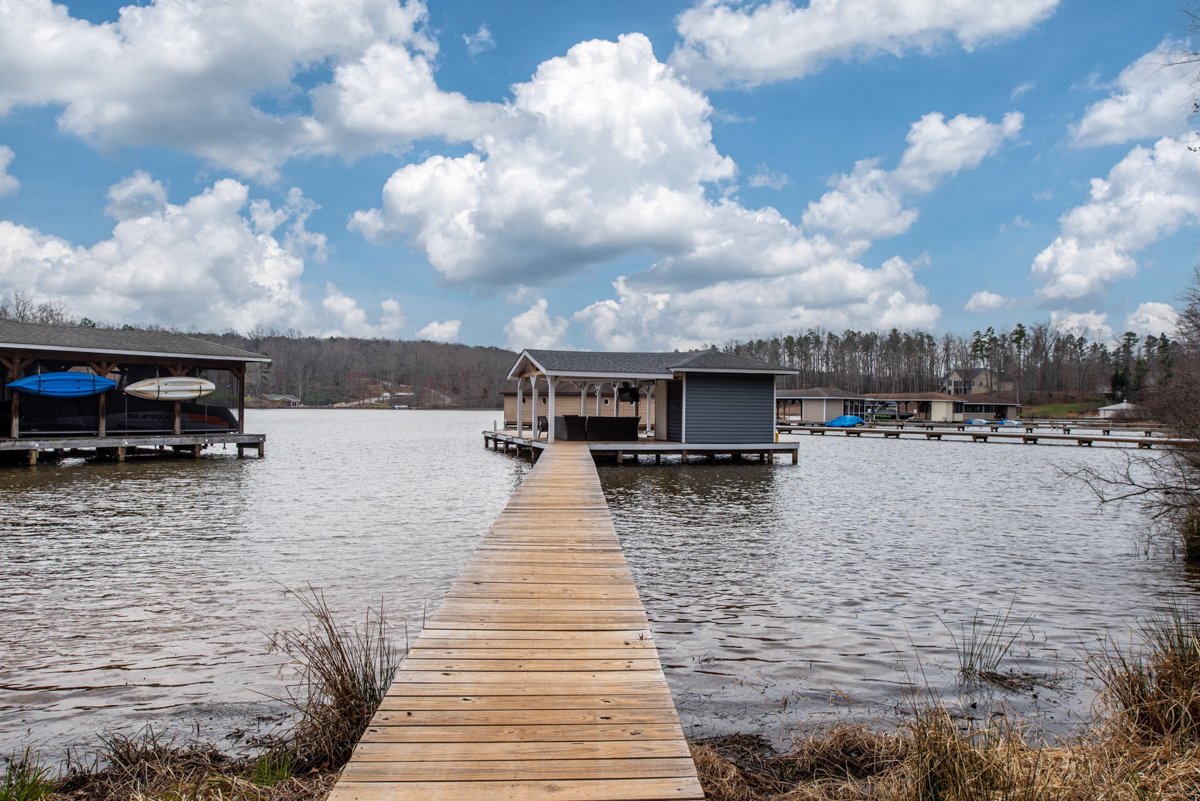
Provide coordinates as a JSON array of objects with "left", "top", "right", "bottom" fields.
[{"left": 124, "top": 376, "right": 217, "bottom": 401}]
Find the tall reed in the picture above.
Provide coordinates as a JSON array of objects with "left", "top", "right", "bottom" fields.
[
  {"left": 942, "top": 602, "right": 1029, "bottom": 683},
  {"left": 269, "top": 585, "right": 402, "bottom": 770},
  {"left": 1090, "top": 600, "right": 1200, "bottom": 745}
]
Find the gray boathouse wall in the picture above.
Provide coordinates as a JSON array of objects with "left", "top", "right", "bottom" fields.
[
  {"left": 666, "top": 380, "right": 684, "bottom": 442},
  {"left": 683, "top": 373, "right": 775, "bottom": 444}
]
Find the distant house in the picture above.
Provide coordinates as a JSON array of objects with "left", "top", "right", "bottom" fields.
[
  {"left": 507, "top": 349, "right": 797, "bottom": 444},
  {"left": 776, "top": 387, "right": 869, "bottom": 422},
  {"left": 1098, "top": 400, "right": 1148, "bottom": 420},
  {"left": 943, "top": 368, "right": 1013, "bottom": 396},
  {"left": 263, "top": 393, "right": 301, "bottom": 407}
]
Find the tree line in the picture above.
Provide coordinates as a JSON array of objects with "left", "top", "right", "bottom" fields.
[
  {"left": 720, "top": 323, "right": 1173, "bottom": 402},
  {"left": 202, "top": 330, "right": 515, "bottom": 408}
]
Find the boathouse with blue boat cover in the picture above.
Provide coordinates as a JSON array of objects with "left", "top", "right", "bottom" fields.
[
  {"left": 507, "top": 349, "right": 797, "bottom": 445},
  {"left": 0, "top": 318, "right": 270, "bottom": 463}
]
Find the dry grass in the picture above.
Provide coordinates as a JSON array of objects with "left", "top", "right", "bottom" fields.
[
  {"left": 49, "top": 729, "right": 336, "bottom": 801},
  {"left": 266, "top": 585, "right": 402, "bottom": 771},
  {"left": 695, "top": 604, "right": 1200, "bottom": 801},
  {"left": 1089, "top": 600, "right": 1200, "bottom": 747},
  {"left": 694, "top": 720, "right": 1200, "bottom": 801}
]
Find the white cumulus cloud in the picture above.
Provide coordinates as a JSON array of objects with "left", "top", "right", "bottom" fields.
[
  {"left": 416, "top": 319, "right": 461, "bottom": 342},
  {"left": 505, "top": 298, "right": 567, "bottom": 350},
  {"left": 669, "top": 0, "right": 1059, "bottom": 89},
  {"left": 105, "top": 170, "right": 168, "bottom": 220},
  {"left": 0, "top": 0, "right": 496, "bottom": 180},
  {"left": 1072, "top": 41, "right": 1196, "bottom": 147},
  {"left": 1050, "top": 310, "right": 1112, "bottom": 343},
  {"left": 964, "top": 291, "right": 1011, "bottom": 312},
  {"left": 1126, "top": 302, "right": 1179, "bottom": 337},
  {"left": 463, "top": 24, "right": 494, "bottom": 56},
  {"left": 0, "top": 175, "right": 322, "bottom": 331},
  {"left": 351, "top": 33, "right": 735, "bottom": 284},
  {"left": 802, "top": 111, "right": 1022, "bottom": 242},
  {"left": 0, "top": 145, "right": 18, "bottom": 197},
  {"left": 576, "top": 259, "right": 940, "bottom": 352},
  {"left": 1032, "top": 136, "right": 1200, "bottom": 303},
  {"left": 748, "top": 163, "right": 788, "bottom": 189},
  {"left": 321, "top": 283, "right": 405, "bottom": 337}
]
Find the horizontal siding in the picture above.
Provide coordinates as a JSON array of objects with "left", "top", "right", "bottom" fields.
[
  {"left": 684, "top": 373, "right": 774, "bottom": 444},
  {"left": 667, "top": 380, "right": 684, "bottom": 442}
]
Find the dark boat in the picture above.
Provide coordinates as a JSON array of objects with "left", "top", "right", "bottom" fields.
[{"left": 17, "top": 394, "right": 238, "bottom": 435}]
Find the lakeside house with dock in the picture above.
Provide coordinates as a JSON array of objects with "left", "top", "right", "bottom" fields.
[
  {"left": 777, "top": 387, "right": 1023, "bottom": 423},
  {"left": 0, "top": 318, "right": 269, "bottom": 464}
]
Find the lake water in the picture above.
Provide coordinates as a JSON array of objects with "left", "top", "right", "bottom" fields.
[{"left": 1, "top": 410, "right": 1197, "bottom": 757}]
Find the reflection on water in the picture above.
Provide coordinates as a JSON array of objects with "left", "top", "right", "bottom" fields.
[
  {"left": 2, "top": 415, "right": 1198, "bottom": 756},
  {"left": 600, "top": 435, "right": 1200, "bottom": 743},
  {"left": 0, "top": 410, "right": 526, "bottom": 754}
]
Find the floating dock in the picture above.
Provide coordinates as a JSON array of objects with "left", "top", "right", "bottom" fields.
[
  {"left": 0, "top": 432, "right": 265, "bottom": 465},
  {"left": 330, "top": 441, "right": 703, "bottom": 801},
  {"left": 483, "top": 430, "right": 799, "bottom": 464},
  {"left": 781, "top": 424, "right": 1190, "bottom": 448}
]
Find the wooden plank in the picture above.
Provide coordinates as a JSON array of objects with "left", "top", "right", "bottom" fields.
[
  {"left": 376, "top": 695, "right": 676, "bottom": 713},
  {"left": 327, "top": 777, "right": 704, "bottom": 801},
  {"left": 331, "top": 441, "right": 701, "bottom": 801},
  {"left": 370, "top": 708, "right": 682, "bottom": 726},
  {"left": 349, "top": 739, "right": 692, "bottom": 761},
  {"left": 406, "top": 648, "right": 658, "bottom": 659},
  {"left": 359, "top": 723, "right": 686, "bottom": 744},
  {"left": 340, "top": 757, "right": 699, "bottom": 782}
]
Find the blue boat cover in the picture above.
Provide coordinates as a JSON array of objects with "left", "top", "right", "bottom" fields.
[
  {"left": 826, "top": 414, "right": 865, "bottom": 428},
  {"left": 8, "top": 371, "right": 117, "bottom": 398}
]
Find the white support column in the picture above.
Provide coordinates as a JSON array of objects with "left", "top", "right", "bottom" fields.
[
  {"left": 612, "top": 385, "right": 618, "bottom": 417},
  {"left": 580, "top": 383, "right": 587, "bottom": 415},
  {"left": 516, "top": 378, "right": 525, "bottom": 437},
  {"left": 595, "top": 385, "right": 602, "bottom": 416},
  {"left": 530, "top": 375, "right": 539, "bottom": 439},
  {"left": 547, "top": 377, "right": 557, "bottom": 443}
]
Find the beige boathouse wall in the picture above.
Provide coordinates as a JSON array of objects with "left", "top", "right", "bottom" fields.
[{"left": 927, "top": 400, "right": 961, "bottom": 423}]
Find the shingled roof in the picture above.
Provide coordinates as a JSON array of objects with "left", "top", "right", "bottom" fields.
[
  {"left": 0, "top": 319, "right": 270, "bottom": 363},
  {"left": 777, "top": 387, "right": 868, "bottom": 399},
  {"left": 510, "top": 349, "right": 796, "bottom": 380}
]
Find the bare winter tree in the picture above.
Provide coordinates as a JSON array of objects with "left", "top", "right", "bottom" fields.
[
  {"left": 1069, "top": 270, "right": 1200, "bottom": 560},
  {"left": 0, "top": 292, "right": 73, "bottom": 325}
]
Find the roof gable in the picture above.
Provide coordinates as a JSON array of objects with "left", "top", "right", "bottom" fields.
[{"left": 509, "top": 348, "right": 797, "bottom": 380}]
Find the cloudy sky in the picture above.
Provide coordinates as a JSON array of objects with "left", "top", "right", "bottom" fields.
[{"left": 0, "top": 0, "right": 1196, "bottom": 349}]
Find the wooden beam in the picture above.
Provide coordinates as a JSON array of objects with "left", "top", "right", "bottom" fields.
[{"left": 236, "top": 365, "right": 246, "bottom": 435}]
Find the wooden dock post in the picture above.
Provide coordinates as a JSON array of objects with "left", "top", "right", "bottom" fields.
[{"left": 330, "top": 442, "right": 702, "bottom": 801}]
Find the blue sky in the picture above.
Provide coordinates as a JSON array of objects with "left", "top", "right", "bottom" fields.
[{"left": 0, "top": 0, "right": 1196, "bottom": 349}]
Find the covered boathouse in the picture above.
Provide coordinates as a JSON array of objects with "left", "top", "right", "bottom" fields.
[
  {"left": 488, "top": 348, "right": 800, "bottom": 463},
  {"left": 0, "top": 318, "right": 269, "bottom": 465}
]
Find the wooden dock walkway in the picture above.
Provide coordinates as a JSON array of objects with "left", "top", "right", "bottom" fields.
[
  {"left": 329, "top": 441, "right": 703, "bottom": 801},
  {"left": 780, "top": 425, "right": 1192, "bottom": 449}
]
